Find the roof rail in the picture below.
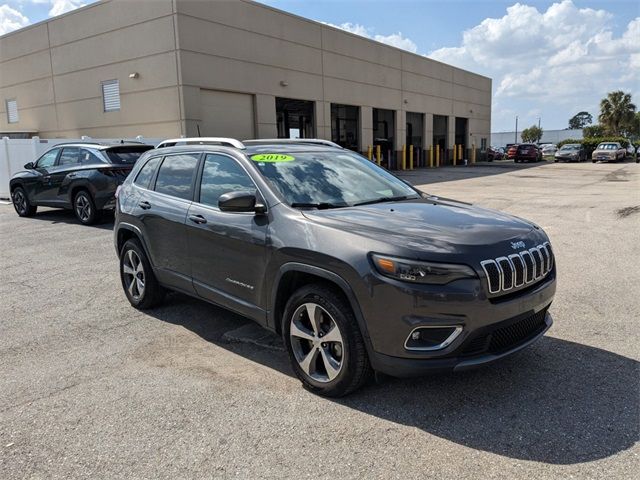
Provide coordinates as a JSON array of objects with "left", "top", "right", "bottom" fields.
[
  {"left": 156, "top": 137, "right": 245, "bottom": 149},
  {"left": 243, "top": 138, "right": 343, "bottom": 149},
  {"left": 44, "top": 141, "right": 102, "bottom": 148}
]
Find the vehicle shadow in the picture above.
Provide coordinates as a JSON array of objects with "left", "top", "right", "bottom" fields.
[
  {"left": 28, "top": 208, "right": 114, "bottom": 230},
  {"left": 145, "top": 292, "right": 639, "bottom": 465}
]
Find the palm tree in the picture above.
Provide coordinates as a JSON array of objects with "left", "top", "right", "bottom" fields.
[{"left": 599, "top": 91, "right": 636, "bottom": 136}]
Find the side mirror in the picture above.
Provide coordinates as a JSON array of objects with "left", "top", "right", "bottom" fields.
[
  {"left": 218, "top": 191, "right": 266, "bottom": 214},
  {"left": 24, "top": 162, "right": 34, "bottom": 169}
]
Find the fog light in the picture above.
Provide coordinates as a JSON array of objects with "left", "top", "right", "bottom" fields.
[{"left": 404, "top": 326, "right": 463, "bottom": 351}]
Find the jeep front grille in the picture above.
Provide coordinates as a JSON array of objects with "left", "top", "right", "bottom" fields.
[{"left": 481, "top": 242, "right": 553, "bottom": 294}]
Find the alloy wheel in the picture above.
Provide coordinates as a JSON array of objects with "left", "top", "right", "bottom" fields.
[
  {"left": 122, "top": 249, "right": 145, "bottom": 300},
  {"left": 75, "top": 194, "right": 91, "bottom": 222},
  {"left": 289, "top": 302, "right": 344, "bottom": 383},
  {"left": 13, "top": 190, "right": 26, "bottom": 214}
]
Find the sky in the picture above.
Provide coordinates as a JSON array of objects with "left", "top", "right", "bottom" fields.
[{"left": 1, "top": 0, "right": 638, "bottom": 132}]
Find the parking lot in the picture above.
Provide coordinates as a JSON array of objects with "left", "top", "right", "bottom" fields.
[{"left": 1, "top": 160, "right": 638, "bottom": 479}]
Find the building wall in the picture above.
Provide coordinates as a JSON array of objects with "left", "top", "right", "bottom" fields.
[
  {"left": 0, "top": 0, "right": 183, "bottom": 138},
  {"left": 1, "top": 0, "right": 492, "bottom": 154},
  {"left": 491, "top": 129, "right": 584, "bottom": 147}
]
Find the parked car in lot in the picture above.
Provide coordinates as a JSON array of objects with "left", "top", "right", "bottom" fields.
[
  {"left": 540, "top": 144, "right": 557, "bottom": 156},
  {"left": 554, "top": 144, "right": 586, "bottom": 162},
  {"left": 114, "top": 138, "right": 556, "bottom": 396},
  {"left": 10, "top": 142, "right": 153, "bottom": 224},
  {"left": 506, "top": 144, "right": 518, "bottom": 160},
  {"left": 591, "top": 142, "right": 626, "bottom": 163},
  {"left": 486, "top": 146, "right": 504, "bottom": 161},
  {"left": 514, "top": 143, "right": 542, "bottom": 163}
]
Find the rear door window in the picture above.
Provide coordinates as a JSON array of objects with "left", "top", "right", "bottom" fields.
[
  {"left": 134, "top": 156, "right": 161, "bottom": 189},
  {"left": 198, "top": 154, "right": 256, "bottom": 208},
  {"left": 58, "top": 147, "right": 80, "bottom": 166},
  {"left": 153, "top": 154, "right": 200, "bottom": 200}
]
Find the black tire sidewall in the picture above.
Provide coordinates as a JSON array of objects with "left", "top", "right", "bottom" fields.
[
  {"left": 74, "top": 190, "right": 98, "bottom": 225},
  {"left": 12, "top": 187, "right": 35, "bottom": 216},
  {"left": 119, "top": 239, "right": 161, "bottom": 309}
]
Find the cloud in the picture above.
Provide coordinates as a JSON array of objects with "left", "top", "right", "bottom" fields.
[
  {"left": 324, "top": 21, "right": 418, "bottom": 53},
  {"left": 428, "top": 0, "right": 640, "bottom": 129},
  {"left": 48, "top": 0, "right": 85, "bottom": 17},
  {"left": 0, "top": 4, "right": 30, "bottom": 35}
]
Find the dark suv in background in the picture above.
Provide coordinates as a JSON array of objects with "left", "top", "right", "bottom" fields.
[
  {"left": 10, "top": 142, "right": 153, "bottom": 224},
  {"left": 114, "top": 138, "right": 556, "bottom": 396}
]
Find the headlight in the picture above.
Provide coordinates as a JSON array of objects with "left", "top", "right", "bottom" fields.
[{"left": 371, "top": 254, "right": 477, "bottom": 285}]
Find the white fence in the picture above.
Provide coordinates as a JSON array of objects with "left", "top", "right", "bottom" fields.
[{"left": 1, "top": 137, "right": 161, "bottom": 199}]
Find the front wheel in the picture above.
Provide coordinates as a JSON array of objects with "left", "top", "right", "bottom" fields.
[
  {"left": 12, "top": 186, "right": 37, "bottom": 217},
  {"left": 283, "top": 284, "right": 372, "bottom": 397}
]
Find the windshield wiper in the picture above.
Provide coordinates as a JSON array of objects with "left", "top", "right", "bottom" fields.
[
  {"left": 352, "top": 195, "right": 419, "bottom": 206},
  {"left": 290, "top": 202, "right": 345, "bottom": 210}
]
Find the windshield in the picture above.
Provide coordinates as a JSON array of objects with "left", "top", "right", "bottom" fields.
[
  {"left": 561, "top": 145, "right": 579, "bottom": 151},
  {"left": 597, "top": 143, "right": 618, "bottom": 150},
  {"left": 250, "top": 150, "right": 421, "bottom": 208},
  {"left": 106, "top": 146, "right": 154, "bottom": 164}
]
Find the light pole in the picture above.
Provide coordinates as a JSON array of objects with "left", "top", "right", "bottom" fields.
[
  {"left": 537, "top": 116, "right": 541, "bottom": 142},
  {"left": 515, "top": 116, "right": 518, "bottom": 143}
]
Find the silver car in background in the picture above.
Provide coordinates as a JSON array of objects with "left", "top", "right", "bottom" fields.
[{"left": 554, "top": 144, "right": 586, "bottom": 162}]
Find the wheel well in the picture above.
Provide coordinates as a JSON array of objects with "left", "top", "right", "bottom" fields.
[
  {"left": 273, "top": 270, "right": 351, "bottom": 334},
  {"left": 70, "top": 185, "right": 89, "bottom": 203},
  {"left": 116, "top": 228, "right": 139, "bottom": 254}
]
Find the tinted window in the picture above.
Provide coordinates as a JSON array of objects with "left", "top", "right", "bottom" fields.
[
  {"left": 59, "top": 148, "right": 80, "bottom": 166},
  {"left": 134, "top": 156, "right": 161, "bottom": 188},
  {"left": 154, "top": 154, "right": 199, "bottom": 200},
  {"left": 199, "top": 154, "right": 256, "bottom": 208},
  {"left": 106, "top": 146, "right": 153, "bottom": 164},
  {"left": 36, "top": 148, "right": 60, "bottom": 168},
  {"left": 79, "top": 149, "right": 106, "bottom": 165}
]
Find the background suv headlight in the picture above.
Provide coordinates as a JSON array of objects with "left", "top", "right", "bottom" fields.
[{"left": 371, "top": 254, "right": 477, "bottom": 285}]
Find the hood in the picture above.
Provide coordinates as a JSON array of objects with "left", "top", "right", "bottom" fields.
[{"left": 302, "top": 197, "right": 538, "bottom": 253}]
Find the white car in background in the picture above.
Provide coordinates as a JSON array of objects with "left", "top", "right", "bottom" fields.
[{"left": 540, "top": 144, "right": 557, "bottom": 155}]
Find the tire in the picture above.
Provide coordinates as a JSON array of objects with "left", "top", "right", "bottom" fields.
[
  {"left": 11, "top": 186, "right": 37, "bottom": 217},
  {"left": 119, "top": 238, "right": 165, "bottom": 309},
  {"left": 592, "top": 159, "right": 596, "bottom": 163},
  {"left": 73, "top": 189, "right": 100, "bottom": 225},
  {"left": 282, "top": 284, "right": 372, "bottom": 397}
]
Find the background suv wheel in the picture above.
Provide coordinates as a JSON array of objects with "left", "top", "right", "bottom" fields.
[
  {"left": 282, "top": 284, "right": 372, "bottom": 397},
  {"left": 119, "top": 239, "right": 165, "bottom": 309},
  {"left": 12, "top": 186, "right": 37, "bottom": 217},
  {"left": 74, "top": 190, "right": 100, "bottom": 225}
]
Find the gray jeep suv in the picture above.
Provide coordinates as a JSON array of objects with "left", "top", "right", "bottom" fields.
[{"left": 114, "top": 138, "right": 556, "bottom": 396}]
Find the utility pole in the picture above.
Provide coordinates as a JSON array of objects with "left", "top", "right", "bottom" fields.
[
  {"left": 515, "top": 116, "right": 518, "bottom": 143},
  {"left": 537, "top": 117, "right": 541, "bottom": 142}
]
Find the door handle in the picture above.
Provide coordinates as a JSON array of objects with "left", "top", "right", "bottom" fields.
[
  {"left": 188, "top": 214, "right": 207, "bottom": 224},
  {"left": 139, "top": 201, "right": 151, "bottom": 210},
  {"left": 67, "top": 173, "right": 77, "bottom": 178},
  {"left": 43, "top": 176, "right": 51, "bottom": 181}
]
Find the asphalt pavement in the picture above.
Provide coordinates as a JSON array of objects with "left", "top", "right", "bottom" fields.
[{"left": 0, "top": 160, "right": 638, "bottom": 479}]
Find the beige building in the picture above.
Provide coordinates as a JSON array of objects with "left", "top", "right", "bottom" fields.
[{"left": 0, "top": 0, "right": 491, "bottom": 165}]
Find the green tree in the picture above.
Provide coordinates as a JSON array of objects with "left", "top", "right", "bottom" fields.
[
  {"left": 583, "top": 124, "right": 606, "bottom": 137},
  {"left": 568, "top": 111, "right": 593, "bottom": 129},
  {"left": 521, "top": 125, "right": 543, "bottom": 143},
  {"left": 598, "top": 91, "right": 636, "bottom": 136}
]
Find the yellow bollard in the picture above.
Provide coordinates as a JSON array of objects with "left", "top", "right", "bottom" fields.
[
  {"left": 367, "top": 145, "right": 373, "bottom": 161},
  {"left": 402, "top": 144, "right": 406, "bottom": 170},
  {"left": 429, "top": 146, "right": 433, "bottom": 168},
  {"left": 409, "top": 145, "right": 414, "bottom": 170},
  {"left": 471, "top": 143, "right": 476, "bottom": 163},
  {"left": 459, "top": 144, "right": 463, "bottom": 162},
  {"left": 453, "top": 144, "right": 457, "bottom": 166},
  {"left": 436, "top": 146, "right": 440, "bottom": 167},
  {"left": 376, "top": 145, "right": 381, "bottom": 166}
]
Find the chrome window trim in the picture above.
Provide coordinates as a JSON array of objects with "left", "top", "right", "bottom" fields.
[{"left": 404, "top": 325, "right": 463, "bottom": 352}]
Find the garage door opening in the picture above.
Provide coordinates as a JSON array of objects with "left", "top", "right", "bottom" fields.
[
  {"left": 406, "top": 112, "right": 424, "bottom": 167},
  {"left": 276, "top": 98, "right": 315, "bottom": 139},
  {"left": 331, "top": 104, "right": 359, "bottom": 152},
  {"left": 373, "top": 108, "right": 395, "bottom": 168},
  {"left": 433, "top": 114, "right": 448, "bottom": 162},
  {"left": 455, "top": 117, "right": 468, "bottom": 153}
]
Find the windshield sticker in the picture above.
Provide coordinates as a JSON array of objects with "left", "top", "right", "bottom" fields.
[{"left": 251, "top": 154, "right": 295, "bottom": 163}]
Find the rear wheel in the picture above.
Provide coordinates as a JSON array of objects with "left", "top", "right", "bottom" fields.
[
  {"left": 283, "top": 284, "right": 372, "bottom": 397},
  {"left": 73, "top": 190, "right": 100, "bottom": 225},
  {"left": 119, "top": 239, "right": 164, "bottom": 309},
  {"left": 11, "top": 186, "right": 37, "bottom": 217}
]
